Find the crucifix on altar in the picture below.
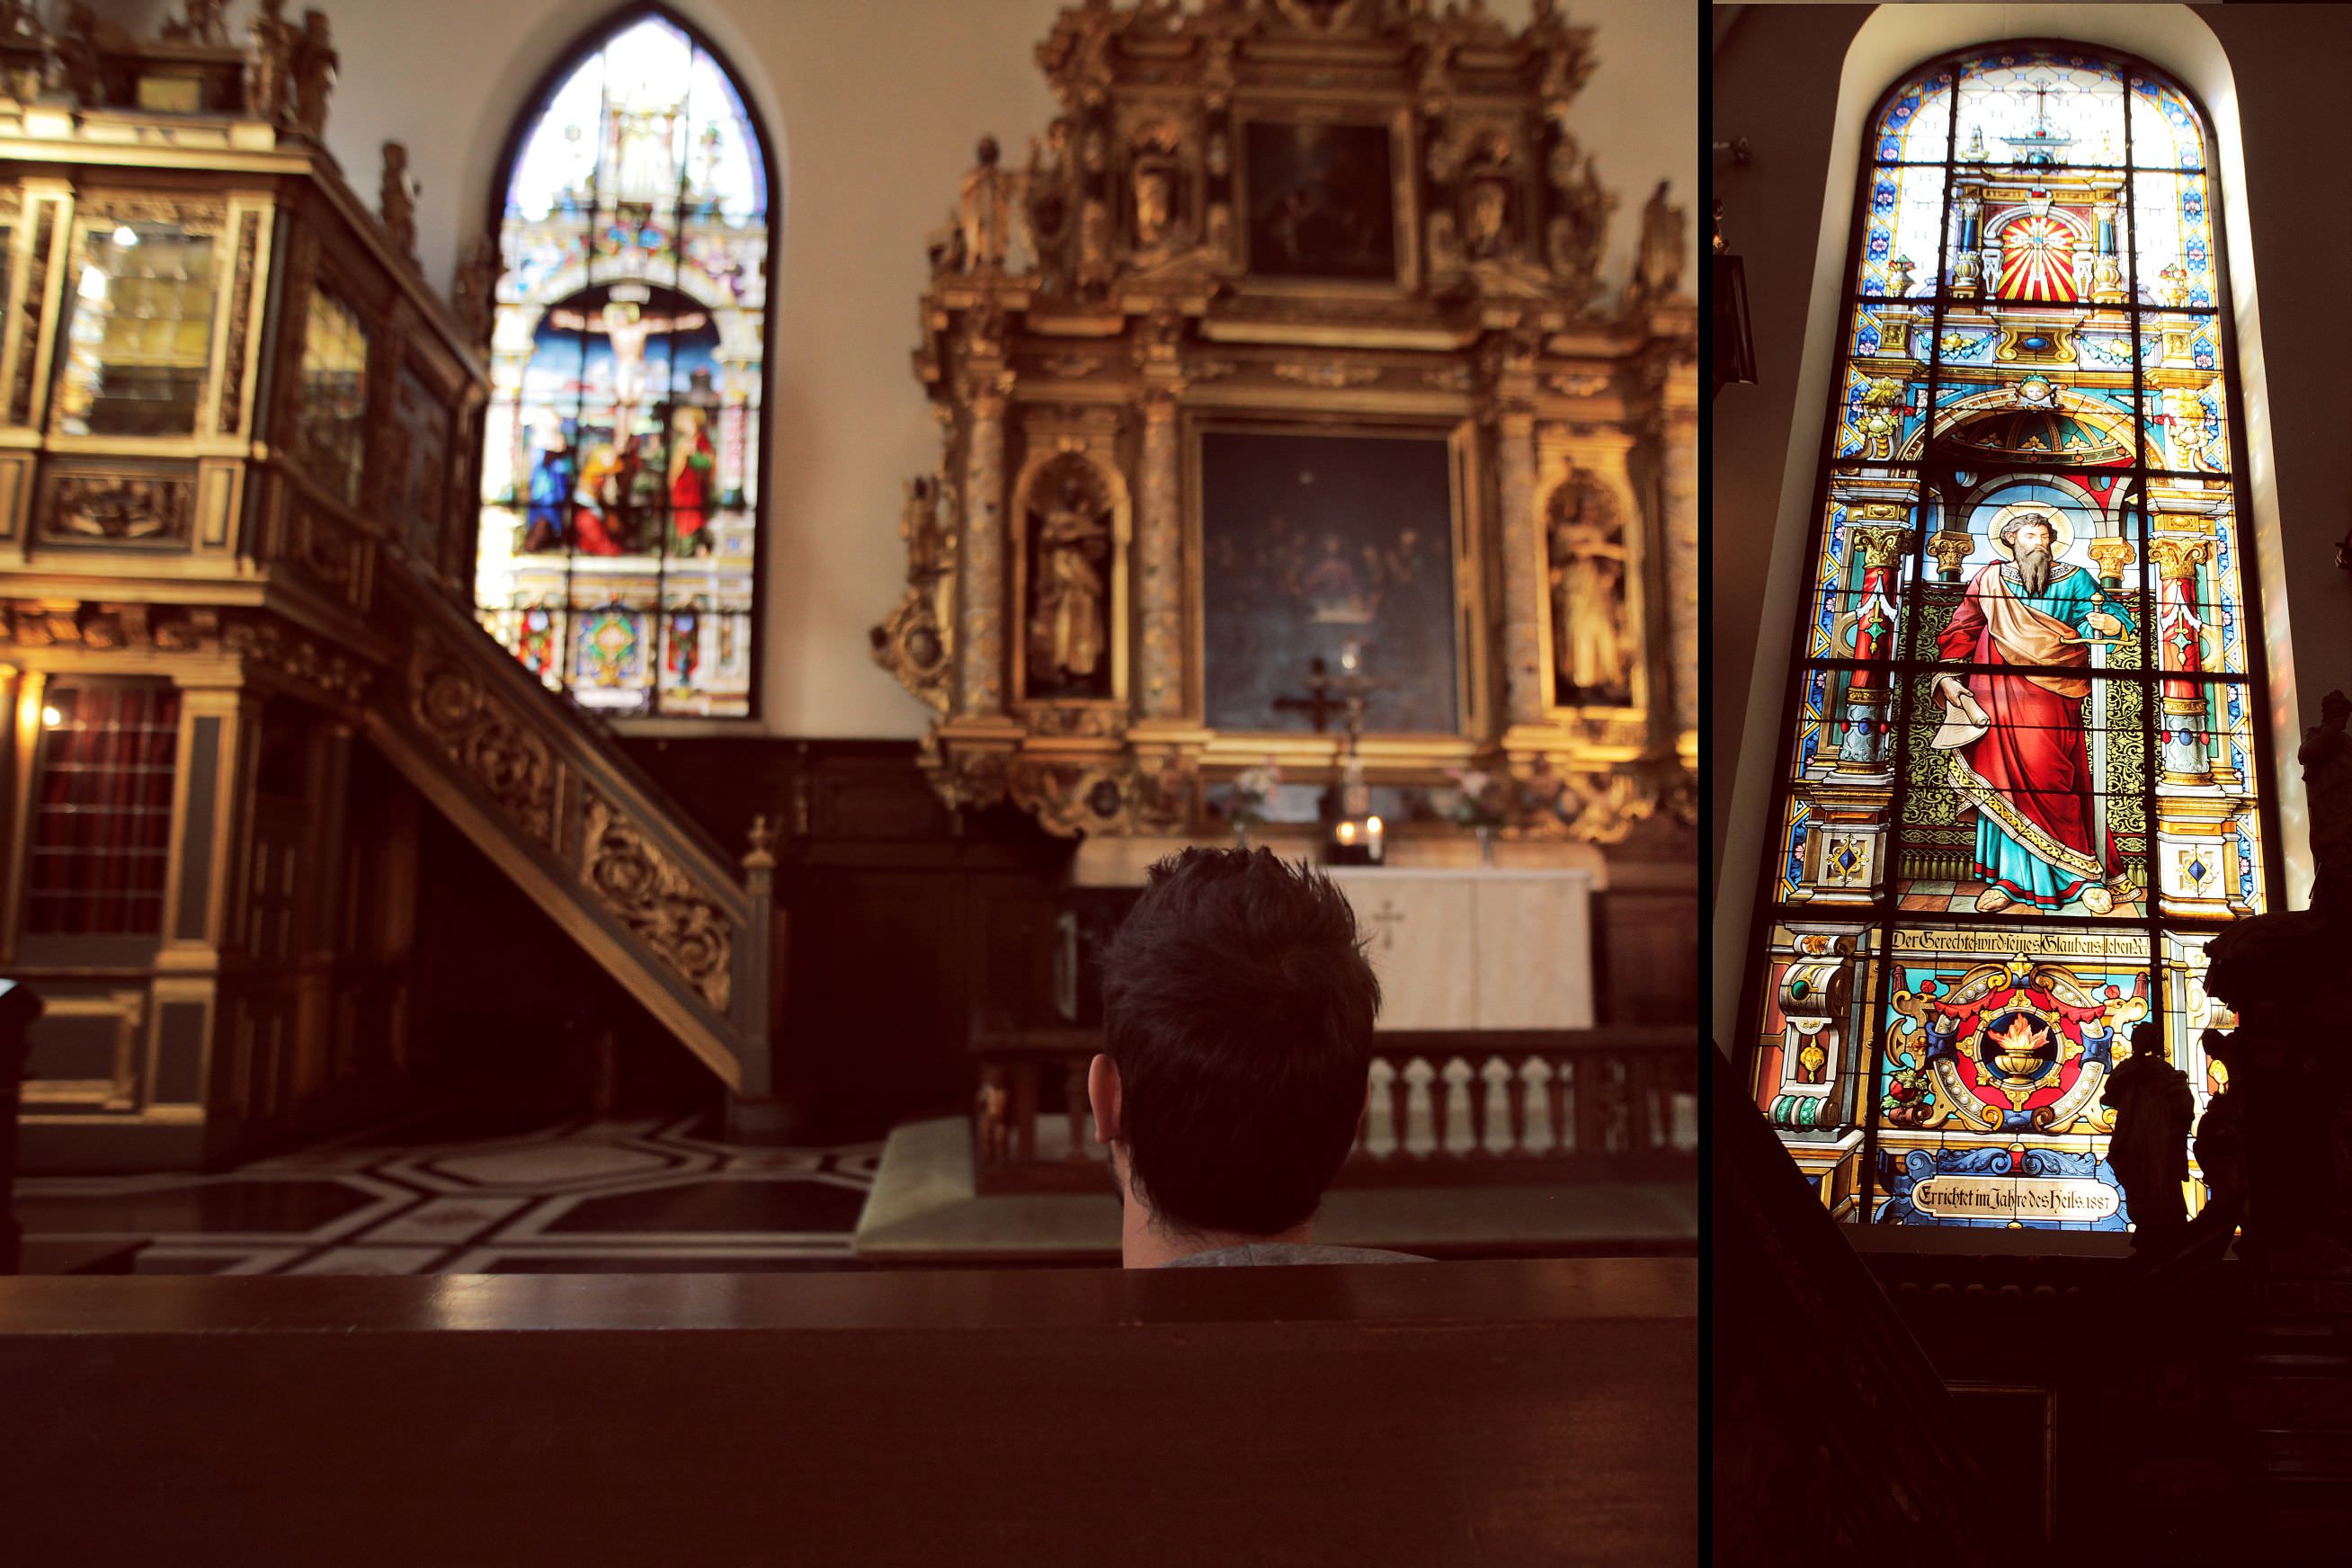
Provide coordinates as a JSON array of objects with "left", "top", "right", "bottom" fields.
[{"left": 1273, "top": 642, "right": 1396, "bottom": 860}]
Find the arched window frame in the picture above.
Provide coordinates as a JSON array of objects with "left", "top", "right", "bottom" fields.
[
  {"left": 472, "top": 3, "right": 779, "bottom": 721},
  {"left": 1737, "top": 40, "right": 2286, "bottom": 1229}
]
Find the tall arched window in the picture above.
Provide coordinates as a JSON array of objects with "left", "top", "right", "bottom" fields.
[
  {"left": 1741, "top": 44, "right": 2281, "bottom": 1231},
  {"left": 473, "top": 7, "right": 771, "bottom": 717}
]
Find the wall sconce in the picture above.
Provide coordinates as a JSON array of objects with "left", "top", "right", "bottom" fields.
[{"left": 1713, "top": 198, "right": 1758, "bottom": 397}]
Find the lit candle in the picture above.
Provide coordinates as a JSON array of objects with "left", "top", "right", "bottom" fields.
[
  {"left": 1337, "top": 821, "right": 1358, "bottom": 847},
  {"left": 1366, "top": 815, "right": 1384, "bottom": 862}
]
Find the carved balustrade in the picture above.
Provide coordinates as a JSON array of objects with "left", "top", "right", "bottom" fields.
[{"left": 970, "top": 1021, "right": 1697, "bottom": 1196}]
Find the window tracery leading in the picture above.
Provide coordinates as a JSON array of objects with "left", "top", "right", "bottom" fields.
[
  {"left": 1743, "top": 45, "right": 2281, "bottom": 1232},
  {"left": 472, "top": 10, "right": 771, "bottom": 717}
]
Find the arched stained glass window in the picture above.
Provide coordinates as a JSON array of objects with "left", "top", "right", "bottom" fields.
[
  {"left": 1742, "top": 45, "right": 2281, "bottom": 1232},
  {"left": 474, "top": 8, "right": 771, "bottom": 717}
]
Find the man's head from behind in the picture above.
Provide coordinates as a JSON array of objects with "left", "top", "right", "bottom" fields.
[{"left": 1092, "top": 847, "right": 1380, "bottom": 1240}]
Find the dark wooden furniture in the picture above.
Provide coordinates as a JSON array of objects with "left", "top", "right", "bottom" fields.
[
  {"left": 0, "top": 980, "right": 39, "bottom": 1272},
  {"left": 0, "top": 1257, "right": 1694, "bottom": 1565}
]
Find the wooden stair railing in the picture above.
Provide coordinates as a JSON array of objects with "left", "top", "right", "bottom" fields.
[{"left": 359, "top": 562, "right": 776, "bottom": 1097}]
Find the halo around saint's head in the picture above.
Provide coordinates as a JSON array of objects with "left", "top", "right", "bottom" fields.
[{"left": 1983, "top": 502, "right": 2074, "bottom": 562}]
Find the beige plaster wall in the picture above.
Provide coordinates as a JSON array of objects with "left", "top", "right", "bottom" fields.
[{"left": 99, "top": 0, "right": 1696, "bottom": 737}]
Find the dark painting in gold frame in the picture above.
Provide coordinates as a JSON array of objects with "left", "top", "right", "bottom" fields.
[
  {"left": 1197, "top": 427, "right": 1460, "bottom": 735},
  {"left": 1241, "top": 120, "right": 1399, "bottom": 283}
]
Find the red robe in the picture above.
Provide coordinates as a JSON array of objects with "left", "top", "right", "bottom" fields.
[
  {"left": 1936, "top": 565, "right": 2109, "bottom": 890},
  {"left": 670, "top": 428, "right": 716, "bottom": 542}
]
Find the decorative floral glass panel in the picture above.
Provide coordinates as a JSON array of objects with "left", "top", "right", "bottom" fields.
[
  {"left": 473, "top": 13, "right": 768, "bottom": 717},
  {"left": 54, "top": 218, "right": 217, "bottom": 437},
  {"left": 297, "top": 285, "right": 370, "bottom": 508},
  {"left": 1742, "top": 46, "right": 2281, "bottom": 1232}
]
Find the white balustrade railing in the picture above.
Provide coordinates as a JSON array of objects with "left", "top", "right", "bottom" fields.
[{"left": 973, "top": 1029, "right": 1697, "bottom": 1189}]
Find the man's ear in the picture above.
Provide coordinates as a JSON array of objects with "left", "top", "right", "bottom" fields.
[{"left": 1087, "top": 1053, "right": 1122, "bottom": 1145}]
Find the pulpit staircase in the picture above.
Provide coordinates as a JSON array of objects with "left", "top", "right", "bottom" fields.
[{"left": 357, "top": 563, "right": 778, "bottom": 1103}]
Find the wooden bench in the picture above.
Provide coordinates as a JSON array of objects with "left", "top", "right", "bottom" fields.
[{"left": 0, "top": 1257, "right": 1694, "bottom": 1565}]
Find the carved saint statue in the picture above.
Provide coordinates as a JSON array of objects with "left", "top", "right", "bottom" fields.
[
  {"left": 379, "top": 141, "right": 420, "bottom": 263},
  {"left": 163, "top": 0, "right": 229, "bottom": 48},
  {"left": 1633, "top": 179, "right": 1687, "bottom": 301},
  {"left": 1548, "top": 473, "right": 1632, "bottom": 702},
  {"left": 290, "top": 8, "right": 336, "bottom": 137},
  {"left": 1024, "top": 122, "right": 1072, "bottom": 281},
  {"left": 2303, "top": 689, "right": 2352, "bottom": 918},
  {"left": 244, "top": 0, "right": 293, "bottom": 126},
  {"left": 958, "top": 135, "right": 1023, "bottom": 272},
  {"left": 1133, "top": 165, "right": 1173, "bottom": 251},
  {"left": 49, "top": 3, "right": 101, "bottom": 106},
  {"left": 1077, "top": 197, "right": 1112, "bottom": 291},
  {"left": 1032, "top": 470, "right": 1109, "bottom": 682},
  {"left": 1545, "top": 130, "right": 1614, "bottom": 302},
  {"left": 902, "top": 475, "right": 946, "bottom": 581},
  {"left": 450, "top": 233, "right": 502, "bottom": 350},
  {"left": 1464, "top": 179, "right": 1510, "bottom": 261}
]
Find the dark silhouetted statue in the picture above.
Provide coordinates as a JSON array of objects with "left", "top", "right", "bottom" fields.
[{"left": 2104, "top": 1020, "right": 2194, "bottom": 1243}]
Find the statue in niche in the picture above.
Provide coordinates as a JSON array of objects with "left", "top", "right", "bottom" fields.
[
  {"left": 244, "top": 0, "right": 293, "bottom": 126},
  {"left": 163, "top": 1, "right": 229, "bottom": 48},
  {"left": 1077, "top": 196, "right": 1113, "bottom": 292},
  {"left": 1031, "top": 468, "right": 1110, "bottom": 684},
  {"left": 1133, "top": 163, "right": 1173, "bottom": 250},
  {"left": 958, "top": 136, "right": 1022, "bottom": 272},
  {"left": 2303, "top": 690, "right": 2352, "bottom": 920},
  {"left": 1459, "top": 132, "right": 1517, "bottom": 260},
  {"left": 379, "top": 141, "right": 420, "bottom": 263},
  {"left": 1464, "top": 177, "right": 1510, "bottom": 261},
  {"left": 1548, "top": 472, "right": 1632, "bottom": 704},
  {"left": 1545, "top": 128, "right": 1613, "bottom": 303},
  {"left": 290, "top": 8, "right": 335, "bottom": 137},
  {"left": 1632, "top": 179, "right": 1688, "bottom": 302}
]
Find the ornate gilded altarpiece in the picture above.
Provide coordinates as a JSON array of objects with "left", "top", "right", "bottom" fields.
[{"left": 873, "top": 0, "right": 1697, "bottom": 842}]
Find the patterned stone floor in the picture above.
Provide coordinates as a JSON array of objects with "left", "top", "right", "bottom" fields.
[{"left": 15, "top": 1114, "right": 882, "bottom": 1275}]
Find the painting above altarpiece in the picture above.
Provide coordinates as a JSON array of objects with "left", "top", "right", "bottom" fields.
[{"left": 873, "top": 0, "right": 1697, "bottom": 843}]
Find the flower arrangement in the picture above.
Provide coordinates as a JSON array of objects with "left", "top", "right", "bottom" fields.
[
  {"left": 1229, "top": 761, "right": 1280, "bottom": 833},
  {"left": 1441, "top": 767, "right": 1510, "bottom": 829}
]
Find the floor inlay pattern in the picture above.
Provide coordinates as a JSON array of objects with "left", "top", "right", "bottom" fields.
[{"left": 16, "top": 1116, "right": 883, "bottom": 1275}]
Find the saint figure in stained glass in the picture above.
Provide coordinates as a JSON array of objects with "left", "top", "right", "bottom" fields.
[
  {"left": 1933, "top": 508, "right": 2133, "bottom": 913},
  {"left": 1744, "top": 45, "right": 2280, "bottom": 1234}
]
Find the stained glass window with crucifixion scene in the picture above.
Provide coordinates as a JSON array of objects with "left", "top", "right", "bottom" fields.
[
  {"left": 1741, "top": 44, "right": 2282, "bottom": 1234},
  {"left": 473, "top": 8, "right": 771, "bottom": 717}
]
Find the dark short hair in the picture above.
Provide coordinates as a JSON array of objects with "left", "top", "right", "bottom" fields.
[
  {"left": 1097, "top": 847, "right": 1381, "bottom": 1236},
  {"left": 2130, "top": 1020, "right": 2164, "bottom": 1056}
]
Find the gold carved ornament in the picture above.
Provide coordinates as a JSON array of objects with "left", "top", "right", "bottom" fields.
[
  {"left": 410, "top": 648, "right": 557, "bottom": 847},
  {"left": 579, "top": 787, "right": 735, "bottom": 1015}
]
